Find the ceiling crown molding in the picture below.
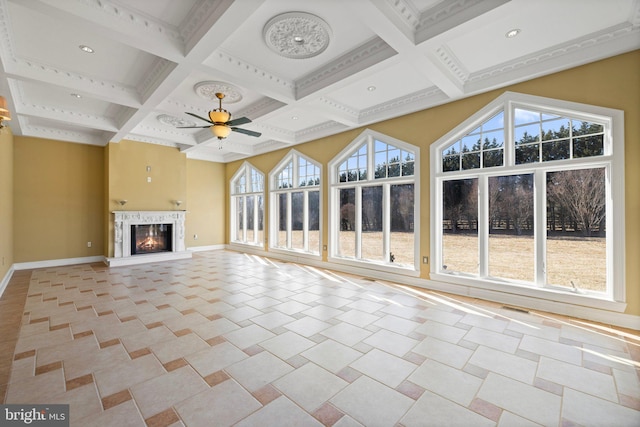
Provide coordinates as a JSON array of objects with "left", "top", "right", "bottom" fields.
[
  {"left": 382, "top": 0, "right": 420, "bottom": 30},
  {"left": 434, "top": 45, "right": 469, "bottom": 84},
  {"left": 78, "top": 0, "right": 182, "bottom": 42},
  {"left": 359, "top": 86, "right": 445, "bottom": 122},
  {"left": 295, "top": 37, "right": 396, "bottom": 99},
  {"left": 213, "top": 50, "right": 296, "bottom": 92}
]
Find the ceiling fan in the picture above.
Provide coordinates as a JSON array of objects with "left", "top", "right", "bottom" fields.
[{"left": 179, "top": 92, "right": 261, "bottom": 140}]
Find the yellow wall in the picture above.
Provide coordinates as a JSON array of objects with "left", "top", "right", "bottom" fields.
[
  {"left": 106, "top": 140, "right": 187, "bottom": 256},
  {"left": 0, "top": 128, "right": 13, "bottom": 279},
  {"left": 186, "top": 159, "right": 226, "bottom": 247},
  {"left": 226, "top": 50, "right": 640, "bottom": 316},
  {"left": 13, "top": 137, "right": 104, "bottom": 262}
]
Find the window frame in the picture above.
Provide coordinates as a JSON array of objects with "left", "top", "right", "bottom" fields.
[
  {"left": 430, "top": 92, "right": 626, "bottom": 311},
  {"left": 268, "top": 149, "right": 323, "bottom": 259},
  {"left": 329, "top": 129, "right": 420, "bottom": 277},
  {"left": 230, "top": 161, "right": 265, "bottom": 248}
]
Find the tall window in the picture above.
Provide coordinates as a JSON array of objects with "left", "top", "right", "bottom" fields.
[
  {"left": 329, "top": 130, "right": 419, "bottom": 273},
  {"left": 431, "top": 92, "right": 625, "bottom": 307},
  {"left": 230, "top": 162, "right": 264, "bottom": 246},
  {"left": 269, "top": 151, "right": 321, "bottom": 256}
]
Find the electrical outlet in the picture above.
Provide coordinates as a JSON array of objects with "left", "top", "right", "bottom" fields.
[
  {"left": 193, "top": 234, "right": 198, "bottom": 240},
  {"left": 147, "top": 177, "right": 152, "bottom": 183},
  {"left": 323, "top": 245, "right": 327, "bottom": 251},
  {"left": 87, "top": 241, "right": 92, "bottom": 248},
  {"left": 422, "top": 256, "right": 428, "bottom": 264}
]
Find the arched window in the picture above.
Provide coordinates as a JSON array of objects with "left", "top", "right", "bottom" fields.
[
  {"left": 329, "top": 129, "right": 419, "bottom": 274},
  {"left": 269, "top": 150, "right": 322, "bottom": 256},
  {"left": 230, "top": 162, "right": 264, "bottom": 247},
  {"left": 431, "top": 92, "right": 625, "bottom": 309}
]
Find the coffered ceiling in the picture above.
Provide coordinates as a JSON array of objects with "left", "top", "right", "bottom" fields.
[{"left": 0, "top": 0, "right": 638, "bottom": 162}]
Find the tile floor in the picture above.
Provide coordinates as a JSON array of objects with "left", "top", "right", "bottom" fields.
[{"left": 1, "top": 250, "right": 639, "bottom": 426}]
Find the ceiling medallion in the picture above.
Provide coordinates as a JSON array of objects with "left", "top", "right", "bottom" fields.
[
  {"left": 263, "top": 12, "right": 331, "bottom": 59},
  {"left": 157, "top": 114, "right": 195, "bottom": 128},
  {"left": 194, "top": 81, "right": 243, "bottom": 104}
]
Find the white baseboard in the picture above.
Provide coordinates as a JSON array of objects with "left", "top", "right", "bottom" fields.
[
  {"left": 187, "top": 244, "right": 225, "bottom": 252},
  {"left": 0, "top": 264, "right": 15, "bottom": 299},
  {"left": 13, "top": 256, "right": 105, "bottom": 271}
]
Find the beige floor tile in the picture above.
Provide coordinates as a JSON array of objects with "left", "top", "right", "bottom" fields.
[
  {"left": 175, "top": 379, "right": 261, "bottom": 426},
  {"left": 150, "top": 333, "right": 209, "bottom": 364},
  {"left": 63, "top": 345, "right": 130, "bottom": 380},
  {"left": 350, "top": 349, "right": 416, "bottom": 388},
  {"left": 223, "top": 324, "right": 276, "bottom": 350},
  {"left": 236, "top": 395, "right": 323, "bottom": 427},
  {"left": 274, "top": 362, "right": 348, "bottom": 412},
  {"left": 130, "top": 365, "right": 208, "bottom": 419},
  {"left": 185, "top": 342, "right": 248, "bottom": 377},
  {"left": 119, "top": 325, "right": 175, "bottom": 353},
  {"left": 5, "top": 369, "right": 66, "bottom": 403},
  {"left": 400, "top": 390, "right": 495, "bottom": 427},
  {"left": 73, "top": 399, "right": 145, "bottom": 427},
  {"left": 49, "top": 383, "right": 103, "bottom": 422},
  {"left": 93, "top": 353, "right": 165, "bottom": 397},
  {"left": 258, "top": 331, "right": 315, "bottom": 361},
  {"left": 320, "top": 322, "right": 372, "bottom": 347},
  {"left": 301, "top": 340, "right": 363, "bottom": 374},
  {"left": 562, "top": 387, "right": 640, "bottom": 427},
  {"left": 537, "top": 356, "right": 618, "bottom": 402},
  {"left": 519, "top": 334, "right": 583, "bottom": 365},
  {"left": 408, "top": 359, "right": 483, "bottom": 406},
  {"left": 226, "top": 351, "right": 293, "bottom": 392},
  {"left": 478, "top": 373, "right": 561, "bottom": 426},
  {"left": 469, "top": 345, "right": 538, "bottom": 384},
  {"left": 331, "top": 376, "right": 414, "bottom": 426}
]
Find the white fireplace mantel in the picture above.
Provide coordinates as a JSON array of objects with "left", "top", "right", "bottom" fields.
[{"left": 107, "top": 210, "right": 191, "bottom": 266}]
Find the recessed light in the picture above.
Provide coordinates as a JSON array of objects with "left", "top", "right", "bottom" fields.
[
  {"left": 367, "top": 86, "right": 376, "bottom": 92},
  {"left": 293, "top": 36, "right": 304, "bottom": 45},
  {"left": 291, "top": 116, "right": 299, "bottom": 120},
  {"left": 505, "top": 29, "right": 520, "bottom": 38},
  {"left": 79, "top": 45, "right": 95, "bottom": 53},
  {"left": 70, "top": 93, "right": 81, "bottom": 98}
]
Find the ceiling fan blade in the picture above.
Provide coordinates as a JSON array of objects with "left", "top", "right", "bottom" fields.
[
  {"left": 227, "top": 116, "right": 251, "bottom": 127},
  {"left": 177, "top": 125, "right": 211, "bottom": 128},
  {"left": 232, "top": 127, "right": 261, "bottom": 137},
  {"left": 185, "top": 112, "right": 214, "bottom": 124}
]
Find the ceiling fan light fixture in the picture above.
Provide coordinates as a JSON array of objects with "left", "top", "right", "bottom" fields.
[
  {"left": 209, "top": 109, "right": 231, "bottom": 123},
  {"left": 0, "top": 96, "right": 11, "bottom": 128},
  {"left": 211, "top": 124, "right": 231, "bottom": 139}
]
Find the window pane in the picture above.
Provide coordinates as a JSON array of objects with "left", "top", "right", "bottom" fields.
[
  {"left": 515, "top": 144, "right": 539, "bottom": 164},
  {"left": 390, "top": 184, "right": 414, "bottom": 266},
  {"left": 542, "top": 140, "right": 570, "bottom": 162},
  {"left": 572, "top": 121, "right": 604, "bottom": 136},
  {"left": 542, "top": 118, "right": 570, "bottom": 141},
  {"left": 483, "top": 130, "right": 504, "bottom": 149},
  {"left": 339, "top": 188, "right": 356, "bottom": 258},
  {"left": 443, "top": 155, "right": 460, "bottom": 172},
  {"left": 308, "top": 191, "right": 320, "bottom": 254},
  {"left": 291, "top": 192, "right": 304, "bottom": 251},
  {"left": 515, "top": 123, "right": 540, "bottom": 144},
  {"left": 277, "top": 193, "right": 287, "bottom": 248},
  {"left": 484, "top": 112, "right": 504, "bottom": 131},
  {"left": 257, "top": 195, "right": 264, "bottom": 244},
  {"left": 547, "top": 168, "right": 606, "bottom": 292},
  {"left": 514, "top": 108, "right": 539, "bottom": 126},
  {"left": 246, "top": 195, "right": 255, "bottom": 243},
  {"left": 442, "top": 179, "right": 478, "bottom": 274},
  {"left": 488, "top": 174, "right": 534, "bottom": 282},
  {"left": 573, "top": 135, "right": 604, "bottom": 158},
  {"left": 483, "top": 149, "right": 503, "bottom": 168},
  {"left": 462, "top": 152, "right": 480, "bottom": 170},
  {"left": 462, "top": 135, "right": 480, "bottom": 152},
  {"left": 236, "top": 197, "right": 244, "bottom": 242},
  {"left": 361, "top": 186, "right": 384, "bottom": 262}
]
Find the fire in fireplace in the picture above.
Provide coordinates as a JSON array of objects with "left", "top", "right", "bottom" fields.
[{"left": 131, "top": 224, "right": 173, "bottom": 255}]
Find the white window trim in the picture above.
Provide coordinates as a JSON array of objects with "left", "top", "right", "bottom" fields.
[
  {"left": 329, "top": 129, "right": 420, "bottom": 277},
  {"left": 268, "top": 149, "right": 323, "bottom": 260},
  {"left": 430, "top": 92, "right": 626, "bottom": 312},
  {"left": 229, "top": 161, "right": 265, "bottom": 248}
]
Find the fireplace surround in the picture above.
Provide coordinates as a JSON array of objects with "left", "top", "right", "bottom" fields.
[{"left": 108, "top": 211, "right": 191, "bottom": 266}]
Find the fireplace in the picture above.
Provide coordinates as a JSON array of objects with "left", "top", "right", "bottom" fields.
[
  {"left": 131, "top": 224, "right": 173, "bottom": 255},
  {"left": 109, "top": 210, "right": 191, "bottom": 266}
]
